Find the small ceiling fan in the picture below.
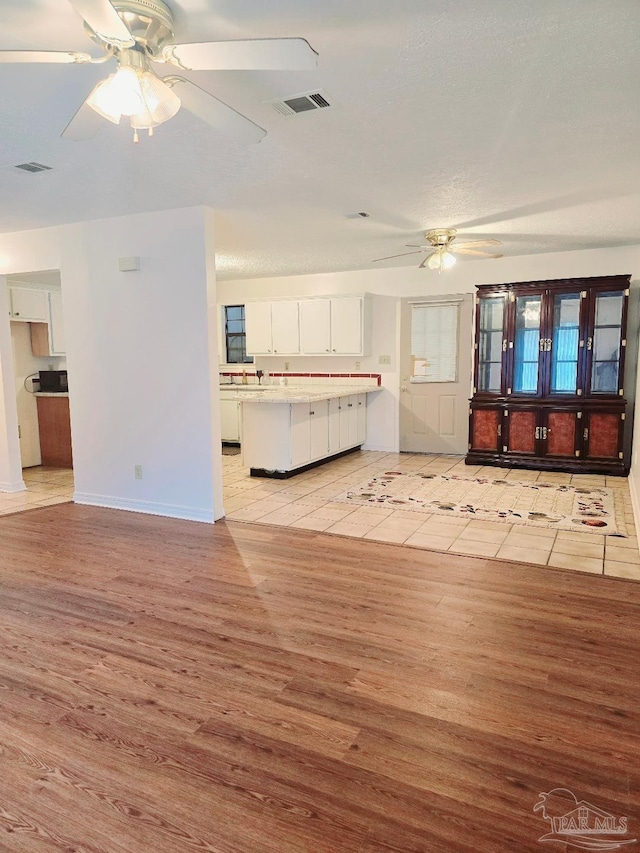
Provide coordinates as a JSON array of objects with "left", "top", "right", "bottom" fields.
[
  {"left": 0, "top": 0, "right": 318, "bottom": 142},
  {"left": 373, "top": 228, "right": 503, "bottom": 271}
]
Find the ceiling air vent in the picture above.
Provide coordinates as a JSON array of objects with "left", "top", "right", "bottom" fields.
[
  {"left": 15, "top": 162, "right": 52, "bottom": 173},
  {"left": 267, "top": 89, "right": 336, "bottom": 117}
]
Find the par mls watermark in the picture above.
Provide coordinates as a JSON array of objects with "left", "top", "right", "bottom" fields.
[{"left": 534, "top": 788, "right": 636, "bottom": 850}]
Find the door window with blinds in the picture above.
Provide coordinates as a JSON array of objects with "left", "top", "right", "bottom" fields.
[{"left": 410, "top": 301, "right": 459, "bottom": 382}]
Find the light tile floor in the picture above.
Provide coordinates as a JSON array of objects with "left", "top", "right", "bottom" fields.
[
  {"left": 0, "top": 467, "right": 74, "bottom": 516},
  {"left": 224, "top": 451, "right": 640, "bottom": 581}
]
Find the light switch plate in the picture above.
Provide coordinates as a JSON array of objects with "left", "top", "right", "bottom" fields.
[{"left": 378, "top": 354, "right": 391, "bottom": 365}]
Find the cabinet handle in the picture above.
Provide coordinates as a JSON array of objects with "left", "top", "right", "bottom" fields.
[
  {"left": 542, "top": 426, "right": 548, "bottom": 439},
  {"left": 546, "top": 339, "right": 552, "bottom": 352},
  {"left": 325, "top": 349, "right": 329, "bottom": 352},
  {"left": 497, "top": 424, "right": 502, "bottom": 437},
  {"left": 502, "top": 339, "right": 507, "bottom": 352},
  {"left": 332, "top": 348, "right": 336, "bottom": 352},
  {"left": 583, "top": 427, "right": 589, "bottom": 441},
  {"left": 587, "top": 337, "right": 592, "bottom": 351},
  {"left": 535, "top": 426, "right": 541, "bottom": 439},
  {"left": 310, "top": 410, "right": 315, "bottom": 415},
  {"left": 539, "top": 338, "right": 545, "bottom": 352},
  {"left": 348, "top": 403, "right": 353, "bottom": 408}
]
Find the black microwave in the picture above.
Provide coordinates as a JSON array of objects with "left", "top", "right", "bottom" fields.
[{"left": 38, "top": 370, "right": 68, "bottom": 393}]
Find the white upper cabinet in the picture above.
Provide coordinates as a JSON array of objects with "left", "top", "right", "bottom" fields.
[
  {"left": 245, "top": 301, "right": 273, "bottom": 354},
  {"left": 245, "top": 300, "right": 300, "bottom": 355},
  {"left": 9, "top": 287, "right": 49, "bottom": 322},
  {"left": 299, "top": 299, "right": 331, "bottom": 354},
  {"left": 48, "top": 291, "right": 66, "bottom": 355},
  {"left": 329, "top": 297, "right": 363, "bottom": 355},
  {"left": 244, "top": 294, "right": 369, "bottom": 357},
  {"left": 299, "top": 296, "right": 367, "bottom": 355},
  {"left": 271, "top": 301, "right": 300, "bottom": 354}
]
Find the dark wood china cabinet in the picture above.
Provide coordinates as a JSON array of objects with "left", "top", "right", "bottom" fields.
[{"left": 467, "top": 275, "right": 633, "bottom": 475}]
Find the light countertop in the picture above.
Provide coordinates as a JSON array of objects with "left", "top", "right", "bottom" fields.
[
  {"left": 34, "top": 392, "right": 70, "bottom": 398},
  {"left": 218, "top": 384, "right": 380, "bottom": 403}
]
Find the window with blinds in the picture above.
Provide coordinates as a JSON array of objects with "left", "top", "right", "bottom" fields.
[{"left": 410, "top": 301, "right": 459, "bottom": 382}]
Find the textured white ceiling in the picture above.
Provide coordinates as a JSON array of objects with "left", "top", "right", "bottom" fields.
[{"left": 1, "top": 0, "right": 639, "bottom": 280}]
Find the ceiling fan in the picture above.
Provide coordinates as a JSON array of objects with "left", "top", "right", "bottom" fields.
[
  {"left": 0, "top": 0, "right": 318, "bottom": 142},
  {"left": 373, "top": 228, "right": 503, "bottom": 271}
]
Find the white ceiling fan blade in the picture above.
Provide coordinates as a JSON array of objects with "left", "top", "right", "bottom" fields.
[
  {"left": 454, "top": 248, "right": 503, "bottom": 258},
  {"left": 0, "top": 50, "right": 92, "bottom": 64},
  {"left": 404, "top": 243, "right": 430, "bottom": 249},
  {"left": 164, "top": 38, "right": 318, "bottom": 71},
  {"left": 67, "top": 0, "right": 134, "bottom": 48},
  {"left": 418, "top": 255, "right": 433, "bottom": 269},
  {"left": 452, "top": 239, "right": 502, "bottom": 249},
  {"left": 61, "top": 97, "right": 105, "bottom": 141},
  {"left": 170, "top": 78, "right": 266, "bottom": 144},
  {"left": 372, "top": 250, "right": 423, "bottom": 262}
]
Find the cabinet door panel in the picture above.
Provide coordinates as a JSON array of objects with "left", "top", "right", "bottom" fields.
[
  {"left": 330, "top": 297, "right": 362, "bottom": 354},
  {"left": 338, "top": 399, "right": 351, "bottom": 449},
  {"left": 548, "top": 292, "right": 582, "bottom": 396},
  {"left": 506, "top": 410, "right": 537, "bottom": 454},
  {"left": 546, "top": 411, "right": 578, "bottom": 457},
  {"left": 588, "top": 290, "right": 625, "bottom": 396},
  {"left": 49, "top": 291, "right": 66, "bottom": 355},
  {"left": 470, "top": 408, "right": 500, "bottom": 452},
  {"left": 10, "top": 287, "right": 49, "bottom": 321},
  {"left": 291, "top": 403, "right": 311, "bottom": 468},
  {"left": 219, "top": 399, "right": 240, "bottom": 442},
  {"left": 245, "top": 302, "right": 273, "bottom": 354},
  {"left": 586, "top": 412, "right": 621, "bottom": 459},
  {"left": 476, "top": 295, "right": 505, "bottom": 394},
  {"left": 309, "top": 401, "right": 329, "bottom": 460},
  {"left": 300, "top": 300, "right": 331, "bottom": 354},
  {"left": 271, "top": 301, "right": 300, "bottom": 354},
  {"left": 512, "top": 293, "right": 543, "bottom": 395},
  {"left": 356, "top": 394, "right": 367, "bottom": 444},
  {"left": 328, "top": 398, "right": 341, "bottom": 455}
]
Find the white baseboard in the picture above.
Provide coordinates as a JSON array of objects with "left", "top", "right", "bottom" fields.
[
  {"left": 626, "top": 471, "right": 640, "bottom": 552},
  {"left": 0, "top": 480, "right": 26, "bottom": 493},
  {"left": 73, "top": 492, "right": 215, "bottom": 524}
]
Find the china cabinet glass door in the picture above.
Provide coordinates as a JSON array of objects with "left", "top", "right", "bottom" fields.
[
  {"left": 590, "top": 290, "right": 625, "bottom": 394},
  {"left": 549, "top": 292, "right": 581, "bottom": 395},
  {"left": 477, "top": 296, "right": 505, "bottom": 394},
  {"left": 512, "top": 293, "right": 542, "bottom": 395}
]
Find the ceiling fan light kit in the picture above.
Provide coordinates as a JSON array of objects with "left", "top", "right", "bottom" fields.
[
  {"left": 86, "top": 46, "right": 181, "bottom": 138},
  {"left": 0, "top": 0, "right": 318, "bottom": 142}
]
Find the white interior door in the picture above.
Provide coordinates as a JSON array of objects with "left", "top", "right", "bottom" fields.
[{"left": 399, "top": 295, "right": 473, "bottom": 454}]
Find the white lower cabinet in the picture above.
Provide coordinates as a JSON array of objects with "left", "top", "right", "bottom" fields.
[
  {"left": 220, "top": 397, "right": 241, "bottom": 442},
  {"left": 310, "top": 400, "right": 329, "bottom": 460},
  {"left": 357, "top": 393, "right": 367, "bottom": 444},
  {"left": 241, "top": 395, "right": 367, "bottom": 474}
]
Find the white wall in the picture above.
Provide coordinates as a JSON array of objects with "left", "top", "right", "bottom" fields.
[
  {"left": 0, "top": 207, "right": 222, "bottom": 522},
  {"left": 219, "top": 244, "right": 640, "bottom": 506}
]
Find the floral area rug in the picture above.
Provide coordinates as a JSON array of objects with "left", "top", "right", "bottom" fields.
[{"left": 335, "top": 472, "right": 627, "bottom": 536}]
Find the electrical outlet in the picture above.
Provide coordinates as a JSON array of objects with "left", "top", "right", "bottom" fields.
[
  {"left": 134, "top": 465, "right": 143, "bottom": 480},
  {"left": 378, "top": 354, "right": 391, "bottom": 365},
  {"left": 354, "top": 361, "right": 361, "bottom": 371},
  {"left": 284, "top": 361, "right": 290, "bottom": 371}
]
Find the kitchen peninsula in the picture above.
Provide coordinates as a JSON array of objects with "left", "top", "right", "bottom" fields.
[{"left": 222, "top": 384, "right": 379, "bottom": 477}]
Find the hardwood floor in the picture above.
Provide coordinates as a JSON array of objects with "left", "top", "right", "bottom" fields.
[{"left": 0, "top": 503, "right": 639, "bottom": 852}]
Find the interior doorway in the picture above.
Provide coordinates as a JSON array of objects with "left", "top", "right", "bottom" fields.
[
  {"left": 399, "top": 294, "right": 473, "bottom": 455},
  {"left": 0, "top": 270, "right": 74, "bottom": 517}
]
